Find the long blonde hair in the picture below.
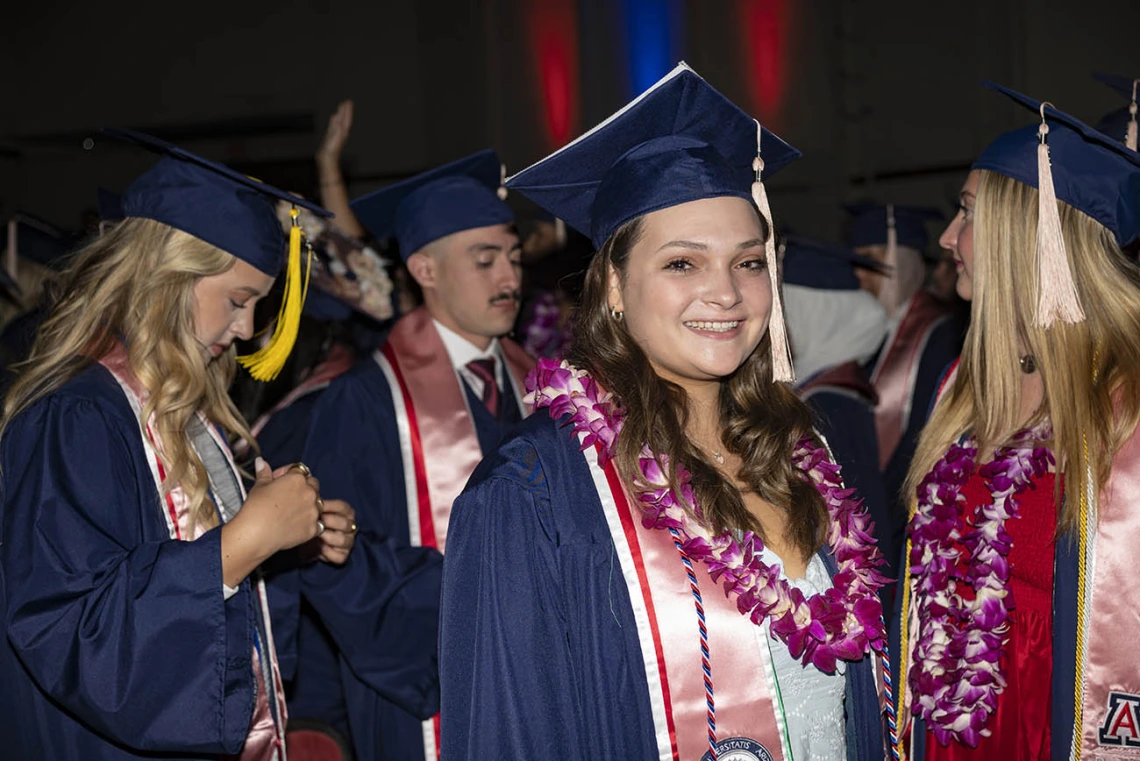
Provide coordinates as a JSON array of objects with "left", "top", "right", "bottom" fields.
[
  {"left": 906, "top": 170, "right": 1140, "bottom": 533},
  {"left": 1, "top": 218, "right": 257, "bottom": 534}
]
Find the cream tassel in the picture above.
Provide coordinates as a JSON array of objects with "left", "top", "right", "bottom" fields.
[
  {"left": 497, "top": 163, "right": 509, "bottom": 200},
  {"left": 752, "top": 122, "right": 795, "bottom": 383},
  {"left": 1126, "top": 80, "right": 1138, "bottom": 151},
  {"left": 1034, "top": 108, "right": 1085, "bottom": 327}
]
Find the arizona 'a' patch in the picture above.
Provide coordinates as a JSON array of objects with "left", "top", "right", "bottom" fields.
[{"left": 1099, "top": 691, "right": 1140, "bottom": 749}]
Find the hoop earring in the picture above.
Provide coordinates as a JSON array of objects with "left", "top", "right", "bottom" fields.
[{"left": 609, "top": 306, "right": 624, "bottom": 322}]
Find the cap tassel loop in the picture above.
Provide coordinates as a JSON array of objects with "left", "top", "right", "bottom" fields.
[
  {"left": 237, "top": 207, "right": 313, "bottom": 381},
  {"left": 1034, "top": 106, "right": 1085, "bottom": 327},
  {"left": 752, "top": 123, "right": 795, "bottom": 383},
  {"left": 1127, "top": 80, "right": 1138, "bottom": 151}
]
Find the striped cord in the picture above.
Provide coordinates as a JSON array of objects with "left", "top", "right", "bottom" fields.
[
  {"left": 895, "top": 532, "right": 914, "bottom": 761},
  {"left": 1072, "top": 352, "right": 1101, "bottom": 759},
  {"left": 882, "top": 617, "right": 901, "bottom": 759},
  {"left": 670, "top": 527, "right": 717, "bottom": 758}
]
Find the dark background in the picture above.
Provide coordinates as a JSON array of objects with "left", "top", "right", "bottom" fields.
[{"left": 2, "top": 0, "right": 1137, "bottom": 244}]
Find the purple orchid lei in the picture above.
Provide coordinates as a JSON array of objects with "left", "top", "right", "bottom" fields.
[
  {"left": 907, "top": 425, "right": 1054, "bottom": 747},
  {"left": 525, "top": 358, "right": 889, "bottom": 673},
  {"left": 523, "top": 291, "right": 571, "bottom": 359}
]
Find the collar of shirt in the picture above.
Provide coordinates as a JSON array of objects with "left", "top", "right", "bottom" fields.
[{"left": 433, "top": 318, "right": 500, "bottom": 398}]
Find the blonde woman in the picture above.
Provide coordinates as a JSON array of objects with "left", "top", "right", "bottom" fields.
[
  {"left": 0, "top": 131, "right": 358, "bottom": 760},
  {"left": 891, "top": 85, "right": 1140, "bottom": 760}
]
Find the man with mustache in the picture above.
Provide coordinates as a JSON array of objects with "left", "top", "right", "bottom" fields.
[{"left": 298, "top": 150, "right": 535, "bottom": 761}]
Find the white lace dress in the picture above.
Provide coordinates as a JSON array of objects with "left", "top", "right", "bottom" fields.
[{"left": 755, "top": 547, "right": 847, "bottom": 761}]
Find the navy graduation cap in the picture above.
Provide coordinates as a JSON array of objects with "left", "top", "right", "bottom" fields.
[
  {"left": 505, "top": 62, "right": 800, "bottom": 250},
  {"left": 96, "top": 187, "right": 123, "bottom": 222},
  {"left": 103, "top": 126, "right": 333, "bottom": 380},
  {"left": 506, "top": 61, "right": 802, "bottom": 381},
  {"left": 1091, "top": 72, "right": 1138, "bottom": 150},
  {"left": 349, "top": 149, "right": 514, "bottom": 260},
  {"left": 974, "top": 82, "right": 1140, "bottom": 327},
  {"left": 783, "top": 234, "right": 887, "bottom": 291},
  {"left": 844, "top": 202, "right": 944, "bottom": 254}
]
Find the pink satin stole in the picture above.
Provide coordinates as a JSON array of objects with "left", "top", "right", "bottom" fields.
[
  {"left": 1080, "top": 427, "right": 1140, "bottom": 757},
  {"left": 380, "top": 308, "right": 534, "bottom": 760},
  {"left": 381, "top": 306, "right": 534, "bottom": 552},
  {"left": 871, "top": 291, "right": 953, "bottom": 469},
  {"left": 605, "top": 461, "right": 788, "bottom": 761}
]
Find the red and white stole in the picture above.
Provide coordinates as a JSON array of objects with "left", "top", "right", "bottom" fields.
[
  {"left": 870, "top": 290, "right": 954, "bottom": 469},
  {"left": 372, "top": 306, "right": 534, "bottom": 760},
  {"left": 582, "top": 439, "right": 792, "bottom": 761},
  {"left": 98, "top": 347, "right": 288, "bottom": 761}
]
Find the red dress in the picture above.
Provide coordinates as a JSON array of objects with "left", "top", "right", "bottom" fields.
[{"left": 925, "top": 471, "right": 1057, "bottom": 761}]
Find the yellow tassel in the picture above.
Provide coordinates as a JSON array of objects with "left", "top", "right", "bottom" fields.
[
  {"left": 237, "top": 207, "right": 312, "bottom": 381},
  {"left": 1034, "top": 119, "right": 1085, "bottom": 327}
]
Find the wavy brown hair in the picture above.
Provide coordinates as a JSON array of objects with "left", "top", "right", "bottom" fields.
[
  {"left": 568, "top": 215, "right": 828, "bottom": 557},
  {"left": 1, "top": 218, "right": 257, "bottom": 535}
]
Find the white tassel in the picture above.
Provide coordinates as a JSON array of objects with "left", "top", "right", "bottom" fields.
[
  {"left": 752, "top": 122, "right": 794, "bottom": 382},
  {"left": 497, "top": 163, "right": 509, "bottom": 200},
  {"left": 1034, "top": 117, "right": 1085, "bottom": 327}
]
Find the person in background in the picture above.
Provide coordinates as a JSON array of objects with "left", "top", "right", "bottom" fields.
[
  {"left": 845, "top": 202, "right": 964, "bottom": 518},
  {"left": 0, "top": 128, "right": 356, "bottom": 761},
  {"left": 299, "top": 148, "right": 534, "bottom": 761},
  {"left": 782, "top": 234, "right": 896, "bottom": 605}
]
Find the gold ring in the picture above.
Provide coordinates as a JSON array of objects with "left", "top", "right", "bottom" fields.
[
  {"left": 316, "top": 497, "right": 325, "bottom": 510},
  {"left": 291, "top": 462, "right": 311, "bottom": 477},
  {"left": 349, "top": 522, "right": 358, "bottom": 535}
]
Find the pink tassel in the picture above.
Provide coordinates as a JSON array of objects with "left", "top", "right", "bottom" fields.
[
  {"left": 752, "top": 121, "right": 794, "bottom": 382},
  {"left": 1034, "top": 117, "right": 1085, "bottom": 327}
]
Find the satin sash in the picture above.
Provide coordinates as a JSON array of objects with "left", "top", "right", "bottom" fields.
[
  {"left": 374, "top": 307, "right": 534, "bottom": 761},
  {"left": 871, "top": 291, "right": 953, "bottom": 469},
  {"left": 583, "top": 440, "right": 788, "bottom": 761},
  {"left": 1078, "top": 428, "right": 1140, "bottom": 758},
  {"left": 98, "top": 347, "right": 287, "bottom": 761}
]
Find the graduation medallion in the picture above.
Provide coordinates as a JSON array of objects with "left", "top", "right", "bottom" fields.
[{"left": 700, "top": 737, "right": 774, "bottom": 761}]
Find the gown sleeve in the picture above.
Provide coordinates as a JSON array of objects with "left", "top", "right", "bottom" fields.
[
  {"left": 439, "top": 456, "right": 585, "bottom": 760},
  {"left": 1, "top": 394, "right": 256, "bottom": 754},
  {"left": 296, "top": 369, "right": 444, "bottom": 719}
]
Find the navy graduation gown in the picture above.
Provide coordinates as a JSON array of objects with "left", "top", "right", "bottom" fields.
[
  {"left": 871, "top": 315, "right": 963, "bottom": 509},
  {"left": 440, "top": 413, "right": 884, "bottom": 761},
  {"left": 300, "top": 355, "right": 522, "bottom": 761},
  {"left": 256, "top": 383, "right": 448, "bottom": 754},
  {"left": 0, "top": 365, "right": 261, "bottom": 760}
]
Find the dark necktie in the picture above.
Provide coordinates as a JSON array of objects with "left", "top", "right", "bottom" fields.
[{"left": 465, "top": 357, "right": 500, "bottom": 418}]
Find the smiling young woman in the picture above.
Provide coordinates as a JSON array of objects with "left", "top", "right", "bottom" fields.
[{"left": 439, "top": 64, "right": 890, "bottom": 761}]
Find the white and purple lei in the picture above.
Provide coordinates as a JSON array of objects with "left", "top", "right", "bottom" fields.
[
  {"left": 907, "top": 425, "right": 1053, "bottom": 747},
  {"left": 525, "top": 358, "right": 889, "bottom": 673}
]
